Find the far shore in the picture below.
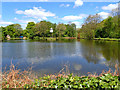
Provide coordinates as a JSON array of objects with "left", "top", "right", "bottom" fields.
[{"left": 1, "top": 37, "right": 120, "bottom": 42}]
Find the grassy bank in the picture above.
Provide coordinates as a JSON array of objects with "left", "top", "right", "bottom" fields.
[
  {"left": 3, "top": 37, "right": 120, "bottom": 42},
  {"left": 2, "top": 64, "right": 120, "bottom": 89},
  {"left": 33, "top": 37, "right": 76, "bottom": 40},
  {"left": 4, "top": 37, "right": 76, "bottom": 41},
  {"left": 10, "top": 38, "right": 24, "bottom": 40},
  {"left": 94, "top": 38, "right": 120, "bottom": 41},
  {"left": 78, "top": 38, "right": 120, "bottom": 41}
]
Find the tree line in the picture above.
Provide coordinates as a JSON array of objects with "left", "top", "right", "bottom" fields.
[
  {"left": 1, "top": 21, "right": 76, "bottom": 40},
  {"left": 78, "top": 8, "right": 120, "bottom": 39}
]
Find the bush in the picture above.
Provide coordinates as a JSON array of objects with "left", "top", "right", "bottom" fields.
[{"left": 33, "top": 36, "right": 40, "bottom": 40}]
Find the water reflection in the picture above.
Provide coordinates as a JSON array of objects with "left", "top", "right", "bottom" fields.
[
  {"left": 80, "top": 40, "right": 102, "bottom": 64},
  {"left": 80, "top": 40, "right": 119, "bottom": 67},
  {"left": 73, "top": 64, "right": 82, "bottom": 71},
  {"left": 2, "top": 40, "right": 119, "bottom": 76}
]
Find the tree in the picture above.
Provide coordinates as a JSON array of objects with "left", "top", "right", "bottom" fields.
[
  {"left": 52, "top": 23, "right": 57, "bottom": 37},
  {"left": 34, "top": 21, "right": 53, "bottom": 39},
  {"left": 1, "top": 27, "right": 7, "bottom": 40},
  {"left": 102, "top": 16, "right": 114, "bottom": 38},
  {"left": 82, "top": 14, "right": 102, "bottom": 39},
  {"left": 5, "top": 24, "right": 22, "bottom": 38},
  {"left": 13, "top": 24, "right": 23, "bottom": 37},
  {"left": 26, "top": 22, "right": 35, "bottom": 39},
  {"left": 65, "top": 23, "right": 76, "bottom": 37},
  {"left": 22, "top": 29, "right": 29, "bottom": 37},
  {"left": 56, "top": 23, "right": 66, "bottom": 39}
]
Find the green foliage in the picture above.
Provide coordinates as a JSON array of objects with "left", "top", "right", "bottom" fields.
[
  {"left": 79, "top": 14, "right": 102, "bottom": 39},
  {"left": 23, "top": 74, "right": 120, "bottom": 89},
  {"left": 56, "top": 23, "right": 66, "bottom": 39},
  {"left": 102, "top": 16, "right": 114, "bottom": 38},
  {"left": 1, "top": 21, "right": 77, "bottom": 40},
  {"left": 22, "top": 29, "right": 29, "bottom": 37},
  {"left": 96, "top": 16, "right": 119, "bottom": 39},
  {"left": 33, "top": 36, "right": 40, "bottom": 40},
  {"left": 95, "top": 28, "right": 103, "bottom": 38},
  {"left": 78, "top": 10, "right": 120, "bottom": 39},
  {"left": 34, "top": 21, "right": 51, "bottom": 38},
  {"left": 65, "top": 23, "right": 76, "bottom": 37},
  {"left": 1, "top": 24, "right": 23, "bottom": 40},
  {"left": 26, "top": 22, "right": 35, "bottom": 39}
]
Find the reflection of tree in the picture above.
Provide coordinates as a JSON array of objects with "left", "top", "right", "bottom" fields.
[
  {"left": 26, "top": 41, "right": 77, "bottom": 64},
  {"left": 80, "top": 40, "right": 102, "bottom": 64},
  {"left": 98, "top": 41, "right": 119, "bottom": 67},
  {"left": 99, "top": 41, "right": 118, "bottom": 60},
  {"left": 80, "top": 40, "right": 119, "bottom": 67},
  {"left": 26, "top": 42, "right": 53, "bottom": 63}
]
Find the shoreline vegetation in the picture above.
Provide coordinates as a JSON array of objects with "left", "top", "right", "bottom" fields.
[
  {"left": 1, "top": 37, "right": 120, "bottom": 42},
  {"left": 94, "top": 38, "right": 120, "bottom": 41},
  {"left": 1, "top": 64, "right": 120, "bottom": 89}
]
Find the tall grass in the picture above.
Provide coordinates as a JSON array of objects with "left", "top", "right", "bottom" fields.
[{"left": 2, "top": 63, "right": 37, "bottom": 88}]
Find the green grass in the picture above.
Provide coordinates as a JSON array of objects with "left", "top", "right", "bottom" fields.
[
  {"left": 10, "top": 38, "right": 23, "bottom": 40},
  {"left": 46, "top": 38, "right": 56, "bottom": 41},
  {"left": 33, "top": 37, "right": 76, "bottom": 41},
  {"left": 94, "top": 38, "right": 120, "bottom": 41}
]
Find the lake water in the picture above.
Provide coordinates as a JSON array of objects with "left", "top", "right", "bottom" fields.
[{"left": 2, "top": 40, "right": 120, "bottom": 76}]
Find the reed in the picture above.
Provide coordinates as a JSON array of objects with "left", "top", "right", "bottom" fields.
[{"left": 2, "top": 63, "right": 37, "bottom": 88}]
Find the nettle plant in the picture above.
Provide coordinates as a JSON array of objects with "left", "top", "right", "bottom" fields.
[{"left": 24, "top": 73, "right": 120, "bottom": 89}]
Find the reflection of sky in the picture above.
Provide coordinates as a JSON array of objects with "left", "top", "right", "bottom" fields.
[{"left": 2, "top": 40, "right": 118, "bottom": 76}]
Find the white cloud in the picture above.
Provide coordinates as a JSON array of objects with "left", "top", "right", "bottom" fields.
[
  {"left": 66, "top": 4, "right": 70, "bottom": 7},
  {"left": 16, "top": 7, "right": 55, "bottom": 20},
  {"left": 74, "top": 64, "right": 82, "bottom": 71},
  {"left": 60, "top": 4, "right": 70, "bottom": 7},
  {"left": 72, "top": 21, "right": 81, "bottom": 28},
  {"left": 37, "top": 18, "right": 42, "bottom": 21},
  {"left": 14, "top": 17, "right": 35, "bottom": 23},
  {"left": 16, "top": 10, "right": 24, "bottom": 14},
  {"left": 73, "top": 0, "right": 83, "bottom": 8},
  {"left": 102, "top": 3, "right": 118, "bottom": 11},
  {"left": 0, "top": 21, "right": 13, "bottom": 26},
  {"left": 98, "top": 12, "right": 110, "bottom": 19},
  {"left": 62, "top": 14, "right": 87, "bottom": 21},
  {"left": 14, "top": 17, "right": 37, "bottom": 29},
  {"left": 20, "top": 24, "right": 27, "bottom": 29}
]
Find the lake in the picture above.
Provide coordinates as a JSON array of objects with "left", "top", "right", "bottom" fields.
[{"left": 2, "top": 39, "right": 120, "bottom": 76}]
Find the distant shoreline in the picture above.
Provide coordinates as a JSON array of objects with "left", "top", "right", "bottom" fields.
[{"left": 2, "top": 37, "right": 120, "bottom": 42}]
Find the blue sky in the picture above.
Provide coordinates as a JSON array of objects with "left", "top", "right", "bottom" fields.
[{"left": 0, "top": 0, "right": 119, "bottom": 29}]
